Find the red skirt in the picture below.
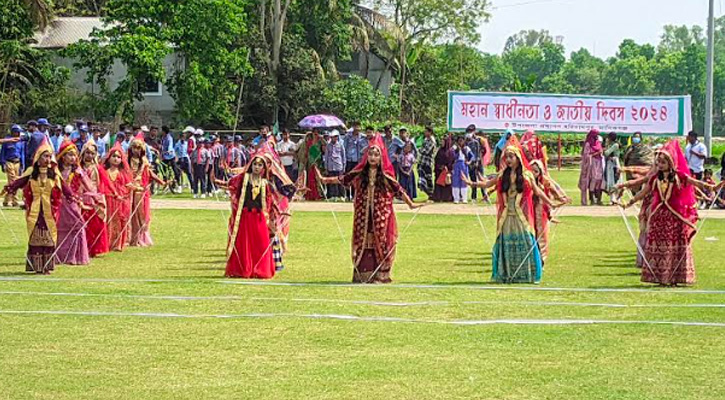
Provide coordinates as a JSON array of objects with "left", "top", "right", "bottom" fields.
[
  {"left": 306, "top": 166, "right": 321, "bottom": 201},
  {"left": 643, "top": 209, "right": 696, "bottom": 285},
  {"left": 226, "top": 208, "right": 275, "bottom": 279},
  {"left": 84, "top": 210, "right": 109, "bottom": 257}
]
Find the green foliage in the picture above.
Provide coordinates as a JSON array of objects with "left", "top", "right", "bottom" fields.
[
  {"left": 320, "top": 75, "right": 397, "bottom": 123},
  {"left": 66, "top": 0, "right": 251, "bottom": 126},
  {"left": 0, "top": 0, "right": 34, "bottom": 40},
  {"left": 0, "top": 1, "right": 68, "bottom": 122}
]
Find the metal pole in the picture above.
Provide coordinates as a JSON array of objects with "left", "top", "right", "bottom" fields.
[
  {"left": 557, "top": 132, "right": 562, "bottom": 171},
  {"left": 705, "top": 0, "right": 715, "bottom": 155}
]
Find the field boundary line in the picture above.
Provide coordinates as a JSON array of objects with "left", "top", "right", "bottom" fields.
[
  {"left": 1, "top": 291, "right": 725, "bottom": 308},
  {"left": 0, "top": 309, "right": 724, "bottom": 327},
  {"left": 3, "top": 277, "right": 725, "bottom": 295}
]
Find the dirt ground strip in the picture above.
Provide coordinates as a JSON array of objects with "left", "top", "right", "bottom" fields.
[{"left": 150, "top": 199, "right": 725, "bottom": 219}]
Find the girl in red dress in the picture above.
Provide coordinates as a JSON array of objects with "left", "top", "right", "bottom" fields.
[
  {"left": 621, "top": 140, "right": 711, "bottom": 285},
  {"left": 103, "top": 141, "right": 132, "bottom": 251},
  {"left": 222, "top": 147, "right": 295, "bottom": 279},
  {"left": 80, "top": 139, "right": 111, "bottom": 257},
  {"left": 317, "top": 134, "right": 423, "bottom": 284}
]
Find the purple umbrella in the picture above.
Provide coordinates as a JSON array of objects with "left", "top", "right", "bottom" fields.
[{"left": 298, "top": 114, "right": 345, "bottom": 129}]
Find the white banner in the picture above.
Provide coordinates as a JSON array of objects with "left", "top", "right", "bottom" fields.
[{"left": 447, "top": 92, "right": 692, "bottom": 135}]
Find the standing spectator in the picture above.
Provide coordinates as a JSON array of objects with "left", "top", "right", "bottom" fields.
[
  {"left": 174, "top": 129, "right": 192, "bottom": 191},
  {"left": 603, "top": 132, "right": 621, "bottom": 204},
  {"left": 37, "top": 118, "right": 52, "bottom": 143},
  {"left": 204, "top": 138, "right": 216, "bottom": 195},
  {"left": 623, "top": 132, "right": 654, "bottom": 183},
  {"left": 343, "top": 122, "right": 367, "bottom": 200},
  {"left": 92, "top": 126, "right": 108, "bottom": 160},
  {"left": 235, "top": 135, "right": 249, "bottom": 167},
  {"left": 74, "top": 125, "right": 90, "bottom": 151},
  {"left": 398, "top": 141, "right": 417, "bottom": 199},
  {"left": 1, "top": 125, "right": 24, "bottom": 207},
  {"left": 50, "top": 125, "right": 63, "bottom": 153},
  {"left": 323, "top": 130, "right": 346, "bottom": 199},
  {"left": 578, "top": 129, "right": 604, "bottom": 206},
  {"left": 276, "top": 129, "right": 298, "bottom": 181},
  {"left": 685, "top": 130, "right": 707, "bottom": 180},
  {"left": 432, "top": 134, "right": 454, "bottom": 202},
  {"left": 451, "top": 135, "right": 474, "bottom": 204},
  {"left": 160, "top": 126, "right": 179, "bottom": 192},
  {"left": 191, "top": 137, "right": 208, "bottom": 198},
  {"left": 417, "top": 126, "right": 437, "bottom": 196},
  {"left": 383, "top": 125, "right": 404, "bottom": 172},
  {"left": 22, "top": 120, "right": 45, "bottom": 169},
  {"left": 465, "top": 125, "right": 482, "bottom": 201}
]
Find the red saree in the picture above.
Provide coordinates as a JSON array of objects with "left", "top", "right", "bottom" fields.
[{"left": 81, "top": 141, "right": 111, "bottom": 257}]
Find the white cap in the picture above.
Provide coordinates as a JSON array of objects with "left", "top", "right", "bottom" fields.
[
  {"left": 141, "top": 125, "right": 149, "bottom": 132},
  {"left": 64, "top": 125, "right": 74, "bottom": 134},
  {"left": 194, "top": 129, "right": 204, "bottom": 135},
  {"left": 183, "top": 126, "right": 195, "bottom": 133},
  {"left": 329, "top": 129, "right": 340, "bottom": 137}
]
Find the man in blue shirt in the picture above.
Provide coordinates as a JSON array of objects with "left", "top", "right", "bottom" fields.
[
  {"left": 37, "top": 118, "right": 52, "bottom": 144},
  {"left": 91, "top": 126, "right": 108, "bottom": 159},
  {"left": 1, "top": 125, "right": 25, "bottom": 206},
  {"left": 383, "top": 125, "right": 404, "bottom": 171},
  {"left": 160, "top": 126, "right": 180, "bottom": 193},
  {"left": 343, "top": 122, "right": 367, "bottom": 172},
  {"left": 49, "top": 125, "right": 64, "bottom": 153},
  {"left": 73, "top": 125, "right": 89, "bottom": 151},
  {"left": 22, "top": 120, "right": 45, "bottom": 170},
  {"left": 175, "top": 129, "right": 192, "bottom": 192}
]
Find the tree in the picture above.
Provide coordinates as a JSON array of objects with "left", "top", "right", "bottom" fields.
[
  {"left": 371, "top": 0, "right": 491, "bottom": 120},
  {"left": 257, "top": 0, "right": 292, "bottom": 124},
  {"left": 320, "top": 75, "right": 397, "bottom": 123},
  {"left": 658, "top": 24, "right": 704, "bottom": 53},
  {"left": 67, "top": 0, "right": 251, "bottom": 126},
  {"left": 54, "top": 0, "right": 108, "bottom": 16},
  {"left": 289, "top": 0, "right": 354, "bottom": 79},
  {"left": 503, "top": 29, "right": 553, "bottom": 53},
  {"left": 0, "top": 0, "right": 68, "bottom": 123}
]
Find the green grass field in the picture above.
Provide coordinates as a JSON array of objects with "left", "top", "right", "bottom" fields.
[{"left": 1, "top": 208, "right": 724, "bottom": 399}]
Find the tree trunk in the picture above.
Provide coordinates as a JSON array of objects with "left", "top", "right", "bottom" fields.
[{"left": 398, "top": 39, "right": 406, "bottom": 119}]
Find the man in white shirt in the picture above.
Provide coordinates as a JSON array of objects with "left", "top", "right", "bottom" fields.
[
  {"left": 685, "top": 131, "right": 707, "bottom": 180},
  {"left": 276, "top": 129, "right": 298, "bottom": 181}
]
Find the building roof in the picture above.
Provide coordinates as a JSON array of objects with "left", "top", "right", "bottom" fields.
[{"left": 33, "top": 17, "right": 106, "bottom": 49}]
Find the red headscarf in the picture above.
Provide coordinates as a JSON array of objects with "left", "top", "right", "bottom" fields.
[
  {"left": 650, "top": 140, "right": 698, "bottom": 229},
  {"left": 584, "top": 129, "right": 603, "bottom": 153},
  {"left": 521, "top": 129, "right": 546, "bottom": 168},
  {"left": 350, "top": 133, "right": 397, "bottom": 182},
  {"left": 104, "top": 141, "right": 130, "bottom": 171},
  {"left": 496, "top": 135, "right": 536, "bottom": 234}
]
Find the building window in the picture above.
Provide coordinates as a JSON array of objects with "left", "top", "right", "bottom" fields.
[{"left": 139, "top": 74, "right": 162, "bottom": 97}]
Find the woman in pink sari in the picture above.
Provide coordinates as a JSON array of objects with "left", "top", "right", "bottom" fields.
[
  {"left": 127, "top": 132, "right": 165, "bottom": 247},
  {"left": 578, "top": 129, "right": 604, "bottom": 205},
  {"left": 55, "top": 140, "right": 90, "bottom": 265},
  {"left": 621, "top": 140, "right": 710, "bottom": 285}
]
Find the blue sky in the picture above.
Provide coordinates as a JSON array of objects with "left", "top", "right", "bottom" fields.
[{"left": 478, "top": 0, "right": 720, "bottom": 57}]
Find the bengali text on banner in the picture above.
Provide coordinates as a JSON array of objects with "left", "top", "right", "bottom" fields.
[{"left": 447, "top": 92, "right": 692, "bottom": 135}]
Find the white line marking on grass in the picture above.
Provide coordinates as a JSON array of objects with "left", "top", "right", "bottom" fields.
[
  {"left": 0, "top": 309, "right": 724, "bottom": 328},
  {"left": 2, "top": 277, "right": 725, "bottom": 295},
  {"left": 1, "top": 291, "right": 725, "bottom": 309}
]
